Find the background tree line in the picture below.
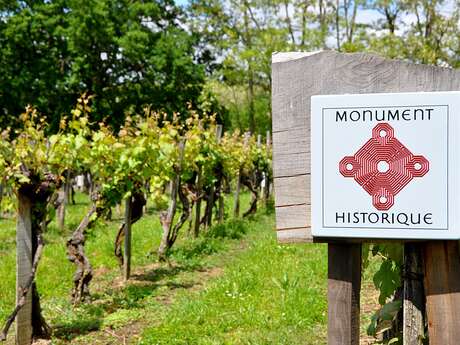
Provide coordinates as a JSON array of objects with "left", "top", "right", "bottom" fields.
[
  {"left": 0, "top": 0, "right": 458, "bottom": 134},
  {"left": 189, "top": 0, "right": 459, "bottom": 133}
]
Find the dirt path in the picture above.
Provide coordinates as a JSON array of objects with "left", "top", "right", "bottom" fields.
[
  {"left": 42, "top": 242, "right": 246, "bottom": 345},
  {"left": 70, "top": 265, "right": 224, "bottom": 345},
  {"left": 23, "top": 233, "right": 381, "bottom": 345}
]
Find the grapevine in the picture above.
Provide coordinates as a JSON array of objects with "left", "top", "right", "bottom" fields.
[{"left": 0, "top": 98, "right": 273, "bottom": 340}]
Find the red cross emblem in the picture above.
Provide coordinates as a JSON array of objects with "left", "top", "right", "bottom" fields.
[{"left": 339, "top": 123, "right": 429, "bottom": 211}]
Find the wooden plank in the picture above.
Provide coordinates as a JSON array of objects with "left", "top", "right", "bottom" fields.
[
  {"left": 423, "top": 241, "right": 460, "bottom": 345},
  {"left": 275, "top": 204, "right": 310, "bottom": 230},
  {"left": 123, "top": 197, "right": 132, "bottom": 281},
  {"left": 276, "top": 227, "right": 312, "bottom": 243},
  {"left": 271, "top": 50, "right": 460, "bottom": 242},
  {"left": 16, "top": 193, "right": 33, "bottom": 345},
  {"left": 274, "top": 175, "right": 310, "bottom": 207},
  {"left": 272, "top": 127, "right": 310, "bottom": 178},
  {"left": 328, "top": 243, "right": 361, "bottom": 345},
  {"left": 403, "top": 243, "right": 424, "bottom": 345},
  {"left": 272, "top": 51, "right": 318, "bottom": 63}
]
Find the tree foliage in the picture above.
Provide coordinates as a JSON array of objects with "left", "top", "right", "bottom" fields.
[
  {"left": 189, "top": 0, "right": 459, "bottom": 134},
  {"left": 0, "top": 0, "right": 205, "bottom": 130}
]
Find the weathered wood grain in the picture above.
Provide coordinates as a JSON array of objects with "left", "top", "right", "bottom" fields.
[
  {"left": 275, "top": 204, "right": 310, "bottom": 230},
  {"left": 16, "top": 194, "right": 33, "bottom": 345},
  {"left": 276, "top": 227, "right": 312, "bottom": 243},
  {"left": 274, "top": 175, "right": 310, "bottom": 207},
  {"left": 123, "top": 197, "right": 132, "bottom": 281},
  {"left": 272, "top": 127, "right": 310, "bottom": 177},
  {"left": 403, "top": 243, "right": 424, "bottom": 345},
  {"left": 272, "top": 50, "right": 460, "bottom": 242},
  {"left": 328, "top": 243, "right": 361, "bottom": 345},
  {"left": 423, "top": 241, "right": 460, "bottom": 345}
]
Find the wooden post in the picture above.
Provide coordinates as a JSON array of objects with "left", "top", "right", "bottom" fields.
[
  {"left": 123, "top": 196, "right": 132, "bottom": 281},
  {"left": 403, "top": 243, "right": 424, "bottom": 345},
  {"left": 256, "top": 134, "right": 262, "bottom": 196},
  {"left": 218, "top": 189, "right": 225, "bottom": 223},
  {"left": 215, "top": 124, "right": 223, "bottom": 141},
  {"left": 328, "top": 243, "right": 361, "bottom": 345},
  {"left": 56, "top": 189, "right": 66, "bottom": 231},
  {"left": 233, "top": 166, "right": 242, "bottom": 218},
  {"left": 216, "top": 125, "right": 225, "bottom": 223},
  {"left": 64, "top": 172, "right": 71, "bottom": 204},
  {"left": 193, "top": 165, "right": 202, "bottom": 237},
  {"left": 263, "top": 130, "right": 271, "bottom": 203},
  {"left": 423, "top": 241, "right": 460, "bottom": 345},
  {"left": 57, "top": 170, "right": 71, "bottom": 230},
  {"left": 204, "top": 126, "right": 223, "bottom": 228},
  {"left": 16, "top": 193, "right": 33, "bottom": 345},
  {"left": 233, "top": 132, "right": 250, "bottom": 217},
  {"left": 0, "top": 184, "right": 3, "bottom": 218}
]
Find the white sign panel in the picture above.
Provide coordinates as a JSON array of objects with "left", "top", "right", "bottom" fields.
[{"left": 311, "top": 91, "right": 460, "bottom": 239}]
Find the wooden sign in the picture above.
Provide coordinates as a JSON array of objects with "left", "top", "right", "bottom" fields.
[
  {"left": 311, "top": 91, "right": 460, "bottom": 239},
  {"left": 272, "top": 51, "right": 460, "bottom": 345},
  {"left": 272, "top": 51, "right": 460, "bottom": 244}
]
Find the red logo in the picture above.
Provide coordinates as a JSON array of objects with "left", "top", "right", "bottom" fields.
[{"left": 339, "top": 123, "right": 429, "bottom": 210}]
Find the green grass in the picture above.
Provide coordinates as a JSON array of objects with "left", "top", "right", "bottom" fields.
[
  {"left": 0, "top": 192, "right": 380, "bottom": 344},
  {"left": 0, "top": 192, "right": 284, "bottom": 342},
  {"left": 140, "top": 214, "right": 328, "bottom": 345}
]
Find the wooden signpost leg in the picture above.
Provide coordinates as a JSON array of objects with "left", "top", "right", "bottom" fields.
[
  {"left": 123, "top": 197, "right": 132, "bottom": 281},
  {"left": 328, "top": 243, "right": 361, "bottom": 345},
  {"left": 423, "top": 241, "right": 460, "bottom": 345},
  {"left": 403, "top": 243, "right": 424, "bottom": 345},
  {"left": 16, "top": 194, "right": 33, "bottom": 345}
]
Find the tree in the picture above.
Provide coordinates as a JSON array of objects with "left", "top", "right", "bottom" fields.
[
  {"left": 189, "top": 0, "right": 294, "bottom": 133},
  {"left": 0, "top": 0, "right": 205, "bottom": 131},
  {"left": 367, "top": 0, "right": 459, "bottom": 66},
  {"left": 0, "top": 0, "right": 69, "bottom": 129}
]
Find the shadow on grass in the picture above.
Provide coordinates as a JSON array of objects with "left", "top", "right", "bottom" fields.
[
  {"left": 50, "top": 214, "right": 262, "bottom": 341},
  {"left": 53, "top": 317, "right": 103, "bottom": 340},
  {"left": 169, "top": 218, "right": 249, "bottom": 262},
  {"left": 206, "top": 218, "right": 248, "bottom": 239},
  {"left": 52, "top": 264, "right": 197, "bottom": 340},
  {"left": 131, "top": 264, "right": 195, "bottom": 283}
]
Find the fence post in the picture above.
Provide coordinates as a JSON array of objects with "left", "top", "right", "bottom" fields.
[
  {"left": 216, "top": 125, "right": 224, "bottom": 223},
  {"left": 123, "top": 196, "right": 132, "bottom": 281},
  {"left": 256, "top": 134, "right": 262, "bottom": 196},
  {"left": 328, "top": 243, "right": 361, "bottom": 345},
  {"left": 263, "top": 131, "right": 271, "bottom": 203},
  {"left": 193, "top": 165, "right": 202, "bottom": 237},
  {"left": 57, "top": 170, "right": 71, "bottom": 231},
  {"left": 0, "top": 184, "right": 4, "bottom": 218},
  {"left": 403, "top": 243, "right": 424, "bottom": 345},
  {"left": 16, "top": 193, "right": 33, "bottom": 345},
  {"left": 233, "top": 132, "right": 250, "bottom": 217},
  {"left": 423, "top": 241, "right": 460, "bottom": 344},
  {"left": 56, "top": 189, "right": 66, "bottom": 231}
]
